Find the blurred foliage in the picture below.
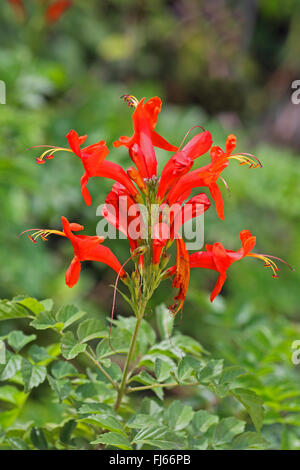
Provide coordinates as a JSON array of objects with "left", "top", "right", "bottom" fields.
[
  {"left": 0, "top": 0, "right": 300, "bottom": 450},
  {"left": 0, "top": 298, "right": 269, "bottom": 450}
]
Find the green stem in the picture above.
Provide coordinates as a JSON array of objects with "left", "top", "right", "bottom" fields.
[
  {"left": 84, "top": 349, "right": 118, "bottom": 391},
  {"left": 115, "top": 305, "right": 145, "bottom": 411},
  {"left": 127, "top": 380, "right": 199, "bottom": 393},
  {"left": 127, "top": 382, "right": 179, "bottom": 393}
]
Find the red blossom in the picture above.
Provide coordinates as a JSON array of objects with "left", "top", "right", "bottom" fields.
[
  {"left": 45, "top": 0, "right": 72, "bottom": 23},
  {"left": 26, "top": 94, "right": 287, "bottom": 316},
  {"left": 188, "top": 230, "right": 290, "bottom": 301},
  {"left": 157, "top": 130, "right": 212, "bottom": 200},
  {"left": 114, "top": 97, "right": 178, "bottom": 178},
  {"left": 167, "top": 134, "right": 237, "bottom": 219}
]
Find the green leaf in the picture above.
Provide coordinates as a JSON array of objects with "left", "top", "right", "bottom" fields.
[
  {"left": 51, "top": 360, "right": 78, "bottom": 379},
  {"left": 0, "top": 354, "right": 22, "bottom": 381},
  {"left": 55, "top": 304, "right": 87, "bottom": 330},
  {"left": 47, "top": 375, "right": 71, "bottom": 402},
  {"left": 21, "top": 359, "right": 47, "bottom": 392},
  {"left": 232, "top": 388, "right": 264, "bottom": 432},
  {"left": 126, "top": 414, "right": 159, "bottom": 429},
  {"left": 192, "top": 410, "right": 219, "bottom": 434},
  {"left": 30, "top": 311, "right": 56, "bottom": 330},
  {"left": 61, "top": 331, "right": 87, "bottom": 360},
  {"left": 0, "top": 340, "right": 5, "bottom": 364},
  {"left": 75, "top": 381, "right": 112, "bottom": 401},
  {"left": 172, "top": 335, "right": 206, "bottom": 356},
  {"left": 178, "top": 355, "right": 202, "bottom": 382},
  {"left": 30, "top": 427, "right": 48, "bottom": 450},
  {"left": 28, "top": 345, "right": 52, "bottom": 363},
  {"left": 133, "top": 426, "right": 183, "bottom": 450},
  {"left": 77, "top": 319, "right": 105, "bottom": 343},
  {"left": 130, "top": 371, "right": 164, "bottom": 400},
  {"left": 138, "top": 352, "right": 176, "bottom": 372},
  {"left": 155, "top": 357, "right": 174, "bottom": 382},
  {"left": 17, "top": 298, "right": 45, "bottom": 316},
  {"left": 60, "top": 420, "right": 76, "bottom": 444},
  {"left": 197, "top": 359, "right": 224, "bottom": 384},
  {"left": 7, "top": 331, "right": 36, "bottom": 353},
  {"left": 220, "top": 366, "right": 247, "bottom": 385},
  {"left": 232, "top": 432, "right": 269, "bottom": 450},
  {"left": 213, "top": 417, "right": 246, "bottom": 446},
  {"left": 6, "top": 437, "right": 29, "bottom": 450},
  {"left": 0, "top": 299, "right": 34, "bottom": 321},
  {"left": 91, "top": 432, "right": 132, "bottom": 450},
  {"left": 167, "top": 400, "right": 194, "bottom": 431},
  {"left": 78, "top": 403, "right": 117, "bottom": 416},
  {"left": 80, "top": 414, "right": 126, "bottom": 435},
  {"left": 40, "top": 298, "right": 54, "bottom": 311},
  {"left": 0, "top": 385, "right": 27, "bottom": 406},
  {"left": 96, "top": 337, "right": 127, "bottom": 358},
  {"left": 140, "top": 397, "right": 163, "bottom": 417}
]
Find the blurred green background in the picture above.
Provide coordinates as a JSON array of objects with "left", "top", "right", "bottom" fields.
[{"left": 1, "top": 0, "right": 300, "bottom": 448}]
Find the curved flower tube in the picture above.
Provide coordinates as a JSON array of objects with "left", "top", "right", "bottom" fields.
[
  {"left": 168, "top": 134, "right": 262, "bottom": 219},
  {"left": 171, "top": 193, "right": 211, "bottom": 237},
  {"left": 188, "top": 230, "right": 292, "bottom": 302},
  {"left": 34, "top": 129, "right": 138, "bottom": 205},
  {"left": 157, "top": 130, "right": 212, "bottom": 200},
  {"left": 20, "top": 216, "right": 126, "bottom": 287},
  {"left": 114, "top": 97, "right": 178, "bottom": 178},
  {"left": 102, "top": 183, "right": 144, "bottom": 252}
]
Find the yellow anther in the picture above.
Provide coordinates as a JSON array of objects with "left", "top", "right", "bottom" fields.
[
  {"left": 121, "top": 94, "right": 139, "bottom": 108},
  {"left": 229, "top": 153, "right": 263, "bottom": 169}
]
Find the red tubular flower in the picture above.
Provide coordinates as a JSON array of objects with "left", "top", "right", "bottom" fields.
[
  {"left": 21, "top": 216, "right": 126, "bottom": 287},
  {"left": 188, "top": 230, "right": 292, "bottom": 302},
  {"left": 94, "top": 160, "right": 139, "bottom": 201},
  {"left": 45, "top": 0, "right": 72, "bottom": 23},
  {"left": 102, "top": 183, "right": 143, "bottom": 252},
  {"left": 127, "top": 166, "right": 147, "bottom": 192},
  {"left": 114, "top": 96, "right": 178, "bottom": 178},
  {"left": 168, "top": 134, "right": 262, "bottom": 220},
  {"left": 152, "top": 222, "right": 170, "bottom": 265},
  {"left": 129, "top": 144, "right": 149, "bottom": 179},
  {"left": 157, "top": 130, "right": 212, "bottom": 200},
  {"left": 35, "top": 129, "right": 139, "bottom": 205},
  {"left": 171, "top": 193, "right": 211, "bottom": 237}
]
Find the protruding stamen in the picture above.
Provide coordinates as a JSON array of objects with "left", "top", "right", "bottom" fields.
[
  {"left": 229, "top": 153, "right": 263, "bottom": 169},
  {"left": 121, "top": 94, "right": 139, "bottom": 108},
  {"left": 247, "top": 252, "right": 293, "bottom": 278},
  {"left": 27, "top": 145, "right": 73, "bottom": 165},
  {"left": 19, "top": 228, "right": 65, "bottom": 243}
]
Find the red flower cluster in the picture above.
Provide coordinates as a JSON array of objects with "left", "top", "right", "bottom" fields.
[
  {"left": 23, "top": 95, "right": 291, "bottom": 315},
  {"left": 7, "top": 0, "right": 72, "bottom": 23}
]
